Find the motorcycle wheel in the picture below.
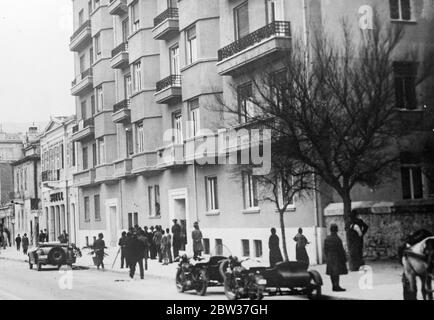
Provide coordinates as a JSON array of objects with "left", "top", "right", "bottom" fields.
[
  {"left": 195, "top": 269, "right": 208, "bottom": 296},
  {"left": 223, "top": 273, "right": 239, "bottom": 300},
  {"left": 176, "top": 269, "right": 186, "bottom": 293}
]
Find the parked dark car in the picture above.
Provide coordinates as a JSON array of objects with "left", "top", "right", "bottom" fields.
[{"left": 28, "top": 242, "right": 82, "bottom": 271}]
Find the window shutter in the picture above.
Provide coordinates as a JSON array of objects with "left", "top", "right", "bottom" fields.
[
  {"left": 412, "top": 167, "right": 423, "bottom": 199},
  {"left": 389, "top": 0, "right": 399, "bottom": 19},
  {"left": 401, "top": 0, "right": 411, "bottom": 20},
  {"left": 401, "top": 167, "right": 411, "bottom": 199}
]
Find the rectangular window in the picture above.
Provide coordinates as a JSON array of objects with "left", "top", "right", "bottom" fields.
[
  {"left": 186, "top": 25, "right": 198, "bottom": 64},
  {"left": 81, "top": 101, "right": 87, "bottom": 120},
  {"left": 133, "top": 61, "right": 142, "bottom": 92},
  {"left": 243, "top": 172, "right": 259, "bottom": 209},
  {"left": 401, "top": 167, "right": 423, "bottom": 200},
  {"left": 242, "top": 239, "right": 250, "bottom": 257},
  {"left": 155, "top": 185, "right": 161, "bottom": 217},
  {"left": 206, "top": 176, "right": 219, "bottom": 211},
  {"left": 203, "top": 238, "right": 210, "bottom": 254},
  {"left": 94, "top": 195, "right": 101, "bottom": 221},
  {"left": 266, "top": 0, "right": 284, "bottom": 23},
  {"left": 173, "top": 112, "right": 183, "bottom": 144},
  {"left": 170, "top": 44, "right": 180, "bottom": 75},
  {"left": 126, "top": 128, "right": 134, "bottom": 156},
  {"left": 95, "top": 34, "right": 101, "bottom": 59},
  {"left": 148, "top": 186, "right": 154, "bottom": 216},
  {"left": 281, "top": 174, "right": 295, "bottom": 206},
  {"left": 79, "top": 55, "right": 86, "bottom": 73},
  {"left": 128, "top": 213, "right": 133, "bottom": 229},
  {"left": 122, "top": 18, "right": 130, "bottom": 42},
  {"left": 234, "top": 2, "right": 249, "bottom": 40},
  {"left": 82, "top": 147, "right": 88, "bottom": 170},
  {"left": 96, "top": 86, "right": 103, "bottom": 111},
  {"left": 72, "top": 142, "right": 76, "bottom": 167},
  {"left": 98, "top": 138, "right": 105, "bottom": 164},
  {"left": 215, "top": 239, "right": 223, "bottom": 255},
  {"left": 188, "top": 99, "right": 200, "bottom": 137},
  {"left": 84, "top": 197, "right": 90, "bottom": 221},
  {"left": 237, "top": 83, "right": 254, "bottom": 123},
  {"left": 131, "top": 1, "right": 140, "bottom": 33},
  {"left": 78, "top": 9, "right": 84, "bottom": 26},
  {"left": 390, "top": 0, "right": 412, "bottom": 21},
  {"left": 124, "top": 74, "right": 132, "bottom": 99},
  {"left": 88, "top": 1, "right": 92, "bottom": 17},
  {"left": 91, "top": 95, "right": 96, "bottom": 115},
  {"left": 133, "top": 212, "right": 138, "bottom": 226},
  {"left": 394, "top": 62, "right": 417, "bottom": 110},
  {"left": 92, "top": 143, "right": 97, "bottom": 166},
  {"left": 254, "top": 240, "right": 263, "bottom": 258},
  {"left": 136, "top": 122, "right": 145, "bottom": 153},
  {"left": 90, "top": 47, "right": 94, "bottom": 65}
]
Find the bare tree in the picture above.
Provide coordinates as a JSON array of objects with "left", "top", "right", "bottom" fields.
[{"left": 218, "top": 19, "right": 433, "bottom": 267}]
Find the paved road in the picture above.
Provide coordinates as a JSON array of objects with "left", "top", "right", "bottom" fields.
[{"left": 0, "top": 259, "right": 325, "bottom": 300}]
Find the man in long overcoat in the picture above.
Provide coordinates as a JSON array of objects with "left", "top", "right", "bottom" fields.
[
  {"left": 171, "top": 219, "right": 182, "bottom": 259},
  {"left": 269, "top": 228, "right": 283, "bottom": 267},
  {"left": 192, "top": 222, "right": 204, "bottom": 259},
  {"left": 324, "top": 224, "right": 348, "bottom": 291}
]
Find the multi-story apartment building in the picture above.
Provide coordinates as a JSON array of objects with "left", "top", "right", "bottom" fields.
[
  {"left": 12, "top": 127, "right": 41, "bottom": 245},
  {"left": 40, "top": 116, "right": 78, "bottom": 244},
  {"left": 69, "top": 0, "right": 434, "bottom": 262}
]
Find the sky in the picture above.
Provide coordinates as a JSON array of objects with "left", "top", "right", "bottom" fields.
[{"left": 0, "top": 0, "right": 75, "bottom": 130}]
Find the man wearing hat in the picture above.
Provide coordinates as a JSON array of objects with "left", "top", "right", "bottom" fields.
[
  {"left": 192, "top": 222, "right": 204, "bottom": 259},
  {"left": 324, "top": 224, "right": 348, "bottom": 291},
  {"left": 171, "top": 219, "right": 182, "bottom": 259}
]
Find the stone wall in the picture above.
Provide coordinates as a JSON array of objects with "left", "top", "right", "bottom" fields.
[{"left": 324, "top": 212, "right": 434, "bottom": 260}]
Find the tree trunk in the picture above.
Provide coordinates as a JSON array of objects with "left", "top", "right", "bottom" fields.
[
  {"left": 341, "top": 189, "right": 356, "bottom": 270},
  {"left": 280, "top": 211, "right": 289, "bottom": 261}
]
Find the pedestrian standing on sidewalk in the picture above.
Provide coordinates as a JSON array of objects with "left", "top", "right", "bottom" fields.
[
  {"left": 192, "top": 222, "right": 204, "bottom": 259},
  {"left": 324, "top": 224, "right": 348, "bottom": 292},
  {"left": 22, "top": 234, "right": 29, "bottom": 255},
  {"left": 149, "top": 226, "right": 157, "bottom": 259},
  {"left": 118, "top": 231, "right": 128, "bottom": 269},
  {"left": 161, "top": 230, "right": 168, "bottom": 265},
  {"left": 44, "top": 229, "right": 49, "bottom": 242},
  {"left": 348, "top": 211, "right": 369, "bottom": 271},
  {"left": 293, "top": 228, "right": 310, "bottom": 266},
  {"left": 269, "top": 228, "right": 283, "bottom": 267},
  {"left": 165, "top": 228, "right": 173, "bottom": 264},
  {"left": 153, "top": 226, "right": 163, "bottom": 263},
  {"left": 93, "top": 233, "right": 106, "bottom": 270},
  {"left": 171, "top": 219, "right": 182, "bottom": 259},
  {"left": 126, "top": 232, "right": 146, "bottom": 279},
  {"left": 137, "top": 230, "right": 149, "bottom": 271},
  {"left": 15, "top": 234, "right": 22, "bottom": 251}
]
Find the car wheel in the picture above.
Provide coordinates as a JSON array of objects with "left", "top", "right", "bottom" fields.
[
  {"left": 48, "top": 247, "right": 66, "bottom": 265},
  {"left": 307, "top": 270, "right": 323, "bottom": 300}
]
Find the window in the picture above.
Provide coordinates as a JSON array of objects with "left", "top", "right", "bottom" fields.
[
  {"left": 124, "top": 74, "right": 132, "bottom": 99},
  {"left": 122, "top": 18, "right": 130, "bottom": 43},
  {"left": 98, "top": 138, "right": 105, "bottom": 164},
  {"left": 126, "top": 128, "right": 134, "bottom": 156},
  {"left": 72, "top": 142, "right": 76, "bottom": 167},
  {"left": 170, "top": 44, "right": 180, "bottom": 75},
  {"left": 90, "top": 47, "right": 94, "bottom": 65},
  {"left": 173, "top": 112, "right": 183, "bottom": 144},
  {"left": 270, "top": 68, "right": 287, "bottom": 110},
  {"left": 128, "top": 213, "right": 133, "bottom": 229},
  {"left": 215, "top": 239, "right": 223, "bottom": 255},
  {"left": 82, "top": 147, "right": 88, "bottom": 170},
  {"left": 96, "top": 86, "right": 103, "bottom": 111},
  {"left": 133, "top": 212, "right": 139, "bottom": 226},
  {"left": 281, "top": 174, "right": 295, "bottom": 206},
  {"left": 400, "top": 152, "right": 423, "bottom": 200},
  {"left": 94, "top": 195, "right": 101, "bottom": 221},
  {"left": 91, "top": 95, "right": 95, "bottom": 115},
  {"left": 203, "top": 239, "right": 210, "bottom": 254},
  {"left": 84, "top": 197, "right": 90, "bottom": 221},
  {"left": 266, "top": 0, "right": 284, "bottom": 23},
  {"left": 234, "top": 2, "right": 249, "bottom": 40},
  {"left": 394, "top": 62, "right": 417, "bottom": 110},
  {"left": 390, "top": 0, "right": 412, "bottom": 21},
  {"left": 78, "top": 9, "right": 84, "bottom": 26},
  {"left": 133, "top": 61, "right": 142, "bottom": 92},
  {"left": 94, "top": 34, "right": 101, "bottom": 59},
  {"left": 148, "top": 186, "right": 154, "bottom": 216},
  {"left": 131, "top": 1, "right": 140, "bottom": 33},
  {"left": 206, "top": 176, "right": 219, "bottom": 211},
  {"left": 136, "top": 122, "right": 145, "bottom": 153},
  {"left": 188, "top": 99, "right": 200, "bottom": 137},
  {"left": 81, "top": 101, "right": 87, "bottom": 120},
  {"left": 243, "top": 172, "right": 259, "bottom": 209},
  {"left": 92, "top": 143, "right": 97, "bottom": 167},
  {"left": 155, "top": 185, "right": 160, "bottom": 217},
  {"left": 242, "top": 240, "right": 250, "bottom": 257},
  {"left": 254, "top": 240, "right": 263, "bottom": 257},
  {"left": 186, "top": 25, "right": 198, "bottom": 64},
  {"left": 237, "top": 83, "right": 255, "bottom": 123},
  {"left": 79, "top": 55, "right": 86, "bottom": 73},
  {"left": 88, "top": 1, "right": 92, "bottom": 17}
]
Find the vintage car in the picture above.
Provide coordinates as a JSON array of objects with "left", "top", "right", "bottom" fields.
[{"left": 28, "top": 242, "right": 81, "bottom": 271}]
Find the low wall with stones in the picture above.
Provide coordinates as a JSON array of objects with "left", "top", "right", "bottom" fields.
[{"left": 324, "top": 212, "right": 434, "bottom": 260}]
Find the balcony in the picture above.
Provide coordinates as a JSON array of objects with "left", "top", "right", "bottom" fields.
[
  {"left": 95, "top": 164, "right": 116, "bottom": 183},
  {"left": 42, "top": 169, "right": 61, "bottom": 182},
  {"left": 73, "top": 168, "right": 96, "bottom": 187},
  {"left": 108, "top": 0, "right": 128, "bottom": 16},
  {"left": 131, "top": 151, "right": 159, "bottom": 175},
  {"left": 157, "top": 144, "right": 185, "bottom": 168},
  {"left": 113, "top": 158, "right": 133, "bottom": 178},
  {"left": 110, "top": 42, "right": 129, "bottom": 69},
  {"left": 217, "top": 21, "right": 291, "bottom": 76},
  {"left": 71, "top": 118, "right": 95, "bottom": 142},
  {"left": 112, "top": 99, "right": 131, "bottom": 124},
  {"left": 70, "top": 20, "right": 92, "bottom": 52},
  {"left": 154, "top": 75, "right": 182, "bottom": 104},
  {"left": 71, "top": 68, "right": 93, "bottom": 96},
  {"left": 152, "top": 7, "right": 179, "bottom": 40}
]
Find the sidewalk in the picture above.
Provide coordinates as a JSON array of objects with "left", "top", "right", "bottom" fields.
[{"left": 0, "top": 246, "right": 407, "bottom": 300}]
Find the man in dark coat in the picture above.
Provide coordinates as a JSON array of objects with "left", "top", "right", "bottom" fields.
[
  {"left": 192, "top": 222, "right": 204, "bottom": 259},
  {"left": 268, "top": 228, "right": 283, "bottom": 267},
  {"left": 153, "top": 226, "right": 163, "bottom": 263},
  {"left": 324, "top": 224, "right": 348, "bottom": 291},
  {"left": 126, "top": 232, "right": 146, "bottom": 279},
  {"left": 15, "top": 234, "right": 22, "bottom": 251},
  {"left": 137, "top": 230, "right": 149, "bottom": 271},
  {"left": 171, "top": 219, "right": 182, "bottom": 259},
  {"left": 118, "top": 231, "right": 128, "bottom": 269},
  {"left": 44, "top": 229, "right": 49, "bottom": 242},
  {"left": 348, "top": 211, "right": 369, "bottom": 271},
  {"left": 22, "top": 234, "right": 29, "bottom": 255},
  {"left": 93, "top": 233, "right": 106, "bottom": 270},
  {"left": 149, "top": 226, "right": 157, "bottom": 259}
]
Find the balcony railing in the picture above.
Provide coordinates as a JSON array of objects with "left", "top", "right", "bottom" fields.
[
  {"left": 72, "top": 125, "right": 79, "bottom": 133},
  {"left": 156, "top": 75, "right": 181, "bottom": 92},
  {"left": 113, "top": 99, "right": 131, "bottom": 113},
  {"left": 218, "top": 21, "right": 291, "bottom": 61},
  {"left": 71, "top": 68, "right": 93, "bottom": 87},
  {"left": 111, "top": 42, "right": 128, "bottom": 58},
  {"left": 42, "top": 169, "right": 61, "bottom": 182},
  {"left": 84, "top": 117, "right": 94, "bottom": 128},
  {"left": 70, "top": 20, "right": 91, "bottom": 41},
  {"left": 154, "top": 7, "right": 179, "bottom": 27}
]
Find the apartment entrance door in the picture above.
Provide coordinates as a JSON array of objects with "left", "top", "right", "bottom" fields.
[{"left": 169, "top": 189, "right": 190, "bottom": 253}]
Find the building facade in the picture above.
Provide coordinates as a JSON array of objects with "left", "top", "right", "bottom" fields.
[
  {"left": 40, "top": 117, "right": 78, "bottom": 244},
  {"left": 69, "top": 0, "right": 434, "bottom": 263}
]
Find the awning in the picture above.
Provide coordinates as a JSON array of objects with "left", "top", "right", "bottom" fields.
[{"left": 324, "top": 201, "right": 394, "bottom": 216}]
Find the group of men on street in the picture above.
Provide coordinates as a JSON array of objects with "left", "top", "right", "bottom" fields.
[{"left": 14, "top": 234, "right": 29, "bottom": 254}]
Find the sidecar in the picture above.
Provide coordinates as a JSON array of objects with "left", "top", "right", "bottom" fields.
[
  {"left": 193, "top": 255, "right": 227, "bottom": 286},
  {"left": 262, "top": 261, "right": 323, "bottom": 299}
]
